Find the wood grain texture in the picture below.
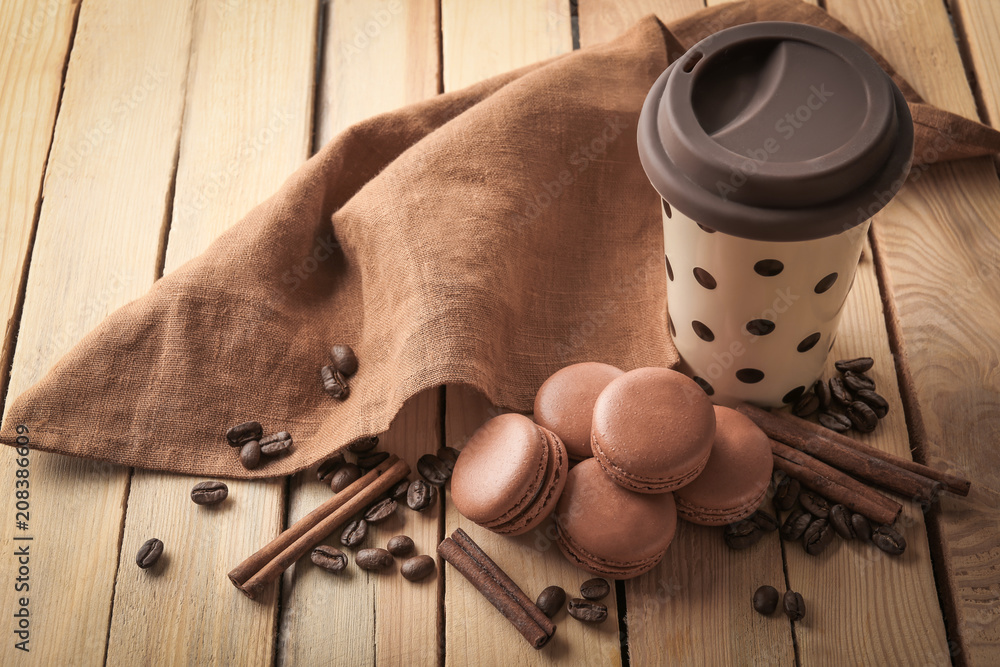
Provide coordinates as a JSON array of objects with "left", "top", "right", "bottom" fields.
[
  {"left": 952, "top": 0, "right": 1000, "bottom": 127},
  {"left": 104, "top": 1, "right": 316, "bottom": 664},
  {"left": 277, "top": 2, "right": 443, "bottom": 664},
  {"left": 0, "top": 0, "right": 196, "bottom": 663}
]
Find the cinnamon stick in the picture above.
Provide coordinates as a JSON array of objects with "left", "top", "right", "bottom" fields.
[
  {"left": 438, "top": 529, "right": 555, "bottom": 649},
  {"left": 770, "top": 439, "right": 902, "bottom": 525},
  {"left": 230, "top": 456, "right": 409, "bottom": 599}
]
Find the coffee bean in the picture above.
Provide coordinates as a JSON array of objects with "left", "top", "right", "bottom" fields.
[
  {"left": 803, "top": 518, "right": 835, "bottom": 555},
  {"left": 387, "top": 535, "right": 415, "bottom": 557},
  {"left": 580, "top": 578, "right": 611, "bottom": 601},
  {"left": 724, "top": 520, "right": 763, "bottom": 550},
  {"left": 829, "top": 377, "right": 852, "bottom": 406},
  {"left": 814, "top": 379, "right": 832, "bottom": 410},
  {"left": 190, "top": 481, "right": 228, "bottom": 505},
  {"left": 356, "top": 547, "right": 394, "bottom": 571},
  {"left": 536, "top": 586, "right": 566, "bottom": 618},
  {"left": 872, "top": 525, "right": 906, "bottom": 555},
  {"left": 259, "top": 431, "right": 293, "bottom": 456},
  {"left": 567, "top": 598, "right": 608, "bottom": 623},
  {"left": 330, "top": 344, "right": 359, "bottom": 376},
  {"left": 406, "top": 480, "right": 435, "bottom": 511},
  {"left": 357, "top": 451, "right": 389, "bottom": 470},
  {"left": 829, "top": 504, "right": 855, "bottom": 539},
  {"left": 818, "top": 411, "right": 852, "bottom": 433},
  {"left": 783, "top": 590, "right": 805, "bottom": 621},
  {"left": 418, "top": 454, "right": 452, "bottom": 486},
  {"left": 752, "top": 585, "right": 779, "bottom": 615},
  {"left": 400, "top": 555, "right": 436, "bottom": 581},
  {"left": 855, "top": 389, "right": 889, "bottom": 418},
  {"left": 390, "top": 479, "right": 411, "bottom": 502},
  {"left": 843, "top": 371, "right": 876, "bottom": 393},
  {"left": 780, "top": 509, "right": 812, "bottom": 541},
  {"left": 799, "top": 490, "right": 830, "bottom": 518},
  {"left": 317, "top": 454, "right": 345, "bottom": 482},
  {"left": 330, "top": 463, "right": 362, "bottom": 493},
  {"left": 226, "top": 421, "right": 262, "bottom": 445},
  {"left": 341, "top": 519, "right": 368, "bottom": 548},
  {"left": 311, "top": 545, "right": 348, "bottom": 573},
  {"left": 774, "top": 476, "right": 801, "bottom": 512},
  {"left": 851, "top": 513, "right": 873, "bottom": 542},
  {"left": 321, "top": 365, "right": 350, "bottom": 399},
  {"left": 348, "top": 435, "right": 379, "bottom": 453},
  {"left": 846, "top": 401, "right": 878, "bottom": 432},
  {"left": 437, "top": 447, "right": 461, "bottom": 470},
  {"left": 835, "top": 357, "right": 874, "bottom": 374},
  {"left": 793, "top": 392, "right": 820, "bottom": 417},
  {"left": 136, "top": 538, "right": 164, "bottom": 569},
  {"left": 364, "top": 498, "right": 397, "bottom": 523},
  {"left": 750, "top": 510, "right": 779, "bottom": 533},
  {"left": 240, "top": 439, "right": 261, "bottom": 470}
]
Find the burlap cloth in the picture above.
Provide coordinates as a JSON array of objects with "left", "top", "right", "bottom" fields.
[{"left": 3, "top": 0, "right": 999, "bottom": 478}]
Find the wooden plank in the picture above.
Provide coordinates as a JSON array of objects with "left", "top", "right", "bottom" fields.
[
  {"left": 0, "top": 0, "right": 78, "bottom": 406},
  {"left": 0, "top": 0, "right": 196, "bottom": 663},
  {"left": 824, "top": 1, "right": 1000, "bottom": 663},
  {"left": 103, "top": 1, "right": 317, "bottom": 664},
  {"left": 277, "top": 1, "right": 443, "bottom": 664},
  {"left": 952, "top": 0, "right": 1000, "bottom": 125}
]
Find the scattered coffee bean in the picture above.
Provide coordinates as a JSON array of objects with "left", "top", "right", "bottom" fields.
[
  {"left": 226, "top": 421, "right": 262, "bottom": 445},
  {"left": 240, "top": 439, "right": 261, "bottom": 470},
  {"left": 829, "top": 376, "right": 852, "bottom": 406},
  {"left": 311, "top": 545, "right": 348, "bottom": 573},
  {"left": 580, "top": 578, "right": 611, "bottom": 601},
  {"left": 783, "top": 590, "right": 806, "bottom": 621},
  {"left": 437, "top": 447, "right": 461, "bottom": 470},
  {"left": 752, "top": 585, "right": 779, "bottom": 615},
  {"left": 317, "top": 454, "right": 345, "bottom": 482},
  {"left": 357, "top": 451, "right": 390, "bottom": 470},
  {"left": 536, "top": 586, "right": 566, "bottom": 618},
  {"left": 855, "top": 389, "right": 889, "bottom": 418},
  {"left": 390, "top": 479, "right": 411, "bottom": 502},
  {"left": 846, "top": 401, "right": 878, "bottom": 432},
  {"left": 567, "top": 598, "right": 608, "bottom": 623},
  {"left": 872, "top": 525, "right": 906, "bottom": 555},
  {"left": 750, "top": 510, "right": 779, "bottom": 533},
  {"left": 260, "top": 431, "right": 293, "bottom": 456},
  {"left": 330, "top": 344, "right": 359, "bottom": 376},
  {"left": 136, "top": 538, "right": 164, "bottom": 569},
  {"left": 341, "top": 519, "right": 368, "bottom": 548},
  {"left": 348, "top": 435, "right": 379, "bottom": 454},
  {"left": 724, "top": 520, "right": 763, "bottom": 550},
  {"left": 774, "top": 476, "right": 801, "bottom": 512},
  {"left": 364, "top": 498, "right": 398, "bottom": 523},
  {"left": 803, "top": 518, "right": 835, "bottom": 555},
  {"left": 780, "top": 509, "right": 813, "bottom": 542},
  {"left": 356, "top": 547, "right": 394, "bottom": 571},
  {"left": 406, "top": 480, "right": 435, "bottom": 511},
  {"left": 321, "top": 365, "right": 350, "bottom": 399},
  {"left": 843, "top": 371, "right": 876, "bottom": 393},
  {"left": 330, "top": 463, "right": 362, "bottom": 493},
  {"left": 829, "top": 504, "right": 855, "bottom": 540},
  {"left": 818, "top": 411, "right": 852, "bottom": 433},
  {"left": 851, "top": 513, "right": 873, "bottom": 542},
  {"left": 793, "top": 392, "right": 820, "bottom": 417},
  {"left": 814, "top": 379, "right": 832, "bottom": 410},
  {"left": 835, "top": 357, "right": 874, "bottom": 374},
  {"left": 417, "top": 454, "right": 452, "bottom": 486},
  {"left": 401, "top": 554, "right": 436, "bottom": 581},
  {"left": 387, "top": 535, "right": 415, "bottom": 557},
  {"left": 190, "top": 481, "right": 228, "bottom": 505},
  {"left": 799, "top": 490, "right": 830, "bottom": 518}
]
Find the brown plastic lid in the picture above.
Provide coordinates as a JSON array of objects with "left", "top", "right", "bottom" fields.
[{"left": 637, "top": 22, "right": 914, "bottom": 241}]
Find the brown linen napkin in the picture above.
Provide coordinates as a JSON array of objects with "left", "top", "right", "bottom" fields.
[{"left": 3, "top": 0, "right": 999, "bottom": 478}]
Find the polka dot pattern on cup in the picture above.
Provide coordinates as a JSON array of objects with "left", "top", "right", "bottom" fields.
[
  {"left": 797, "top": 332, "right": 821, "bottom": 352},
  {"left": 815, "top": 272, "right": 838, "bottom": 294},
  {"left": 668, "top": 315, "right": 676, "bottom": 338},
  {"left": 697, "top": 222, "right": 716, "bottom": 234},
  {"left": 753, "top": 259, "right": 784, "bottom": 276},
  {"left": 746, "top": 319, "right": 775, "bottom": 336},
  {"left": 666, "top": 255, "right": 674, "bottom": 281},
  {"left": 692, "top": 320, "right": 714, "bottom": 342},
  {"left": 736, "top": 368, "right": 764, "bottom": 384},
  {"left": 662, "top": 199, "right": 672, "bottom": 219},
  {"left": 693, "top": 267, "right": 717, "bottom": 289},
  {"left": 782, "top": 386, "right": 806, "bottom": 404},
  {"left": 693, "top": 376, "right": 714, "bottom": 396}
]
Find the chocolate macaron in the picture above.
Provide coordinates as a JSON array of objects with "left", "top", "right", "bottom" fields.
[
  {"left": 555, "top": 458, "right": 677, "bottom": 578},
  {"left": 591, "top": 367, "right": 716, "bottom": 494},
  {"left": 674, "top": 406, "right": 773, "bottom": 525},
  {"left": 534, "top": 362, "right": 625, "bottom": 460},
  {"left": 451, "top": 413, "right": 568, "bottom": 536}
]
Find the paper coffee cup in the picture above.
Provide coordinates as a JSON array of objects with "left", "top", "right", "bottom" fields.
[{"left": 637, "top": 22, "right": 913, "bottom": 407}]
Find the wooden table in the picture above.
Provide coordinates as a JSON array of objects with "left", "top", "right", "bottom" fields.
[{"left": 1, "top": 0, "right": 997, "bottom": 664}]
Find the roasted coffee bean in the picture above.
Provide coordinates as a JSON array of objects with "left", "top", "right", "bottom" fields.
[
  {"left": 829, "top": 376, "right": 852, "bottom": 406},
  {"left": 855, "top": 389, "right": 889, "bottom": 419},
  {"left": 846, "top": 401, "right": 879, "bottom": 433},
  {"left": 348, "top": 435, "right": 379, "bottom": 453},
  {"left": 567, "top": 598, "right": 608, "bottom": 623},
  {"left": 851, "top": 513, "right": 873, "bottom": 542},
  {"left": 136, "top": 538, "right": 164, "bottom": 569},
  {"left": 783, "top": 590, "right": 806, "bottom": 621},
  {"left": 356, "top": 547, "right": 394, "bottom": 571},
  {"left": 872, "top": 525, "right": 906, "bottom": 555},
  {"left": 417, "top": 454, "right": 451, "bottom": 486},
  {"left": 357, "top": 451, "right": 390, "bottom": 470},
  {"left": 311, "top": 545, "right": 348, "bottom": 573},
  {"left": 330, "top": 463, "right": 363, "bottom": 493},
  {"left": 774, "top": 476, "right": 801, "bottom": 512},
  {"left": 330, "top": 344, "right": 359, "bottom": 376},
  {"left": 260, "top": 431, "right": 293, "bottom": 456},
  {"left": 321, "top": 365, "right": 350, "bottom": 399},
  {"left": 835, "top": 357, "right": 874, "bottom": 374},
  {"left": 780, "top": 509, "right": 813, "bottom": 541},
  {"left": 818, "top": 411, "right": 852, "bottom": 433},
  {"left": 843, "top": 371, "right": 876, "bottom": 393},
  {"left": 724, "top": 520, "right": 763, "bottom": 550},
  {"left": 341, "top": 519, "right": 368, "bottom": 548},
  {"left": 536, "top": 586, "right": 566, "bottom": 618},
  {"left": 437, "top": 446, "right": 461, "bottom": 470},
  {"left": 317, "top": 454, "right": 345, "bottom": 482},
  {"left": 750, "top": 510, "right": 779, "bottom": 533},
  {"left": 190, "top": 481, "right": 228, "bottom": 505},
  {"left": 406, "top": 479, "right": 435, "bottom": 511},
  {"left": 793, "top": 392, "right": 820, "bottom": 417},
  {"left": 400, "top": 555, "right": 436, "bottom": 581},
  {"left": 814, "top": 379, "right": 832, "bottom": 410},
  {"left": 580, "top": 578, "right": 611, "bottom": 601},
  {"left": 390, "top": 479, "right": 411, "bottom": 502},
  {"left": 364, "top": 498, "right": 397, "bottom": 523},
  {"left": 240, "top": 439, "right": 261, "bottom": 470},
  {"left": 803, "top": 518, "right": 835, "bottom": 555},
  {"left": 387, "top": 535, "right": 415, "bottom": 557},
  {"left": 829, "top": 504, "right": 855, "bottom": 539},
  {"left": 799, "top": 490, "right": 830, "bottom": 518},
  {"left": 752, "top": 585, "right": 779, "bottom": 615},
  {"left": 226, "top": 420, "right": 262, "bottom": 445}
]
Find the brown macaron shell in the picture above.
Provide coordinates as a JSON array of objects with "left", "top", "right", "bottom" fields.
[
  {"left": 674, "top": 406, "right": 773, "bottom": 526},
  {"left": 554, "top": 458, "right": 677, "bottom": 578},
  {"left": 534, "top": 362, "right": 625, "bottom": 460},
  {"left": 592, "top": 367, "right": 716, "bottom": 493},
  {"left": 496, "top": 426, "right": 569, "bottom": 536}
]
